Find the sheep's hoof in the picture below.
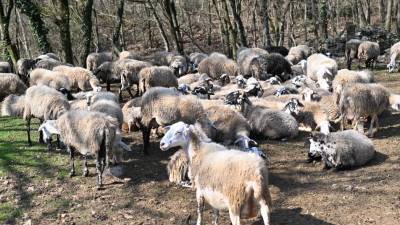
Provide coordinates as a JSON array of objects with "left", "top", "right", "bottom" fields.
[
  {"left": 69, "top": 171, "right": 76, "bottom": 177},
  {"left": 83, "top": 170, "right": 89, "bottom": 177}
]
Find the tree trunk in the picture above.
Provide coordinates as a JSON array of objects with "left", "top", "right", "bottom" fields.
[
  {"left": 16, "top": 9, "right": 31, "bottom": 58},
  {"left": 207, "top": 0, "right": 212, "bottom": 46},
  {"left": 15, "top": 0, "right": 52, "bottom": 53},
  {"left": 397, "top": 0, "right": 400, "bottom": 33},
  {"left": 53, "top": 0, "right": 73, "bottom": 64},
  {"left": 112, "top": 0, "right": 124, "bottom": 58},
  {"left": 379, "top": 0, "right": 386, "bottom": 26},
  {"left": 148, "top": 1, "right": 170, "bottom": 52},
  {"left": 319, "top": 0, "right": 328, "bottom": 39},
  {"left": 386, "top": 0, "right": 393, "bottom": 31},
  {"left": 260, "top": 0, "right": 272, "bottom": 48},
  {"left": 0, "top": 0, "right": 18, "bottom": 71},
  {"left": 80, "top": 0, "right": 94, "bottom": 67},
  {"left": 93, "top": 8, "right": 100, "bottom": 52},
  {"left": 164, "top": 0, "right": 184, "bottom": 54},
  {"left": 303, "top": 1, "right": 308, "bottom": 42},
  {"left": 228, "top": 0, "right": 247, "bottom": 47},
  {"left": 222, "top": 0, "right": 238, "bottom": 59},
  {"left": 212, "top": 0, "right": 231, "bottom": 56},
  {"left": 311, "top": 0, "right": 319, "bottom": 45}
]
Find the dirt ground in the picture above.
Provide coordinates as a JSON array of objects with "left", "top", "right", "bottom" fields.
[{"left": 1, "top": 63, "right": 400, "bottom": 225}]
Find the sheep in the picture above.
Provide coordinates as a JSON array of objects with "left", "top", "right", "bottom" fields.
[
  {"left": 237, "top": 48, "right": 269, "bottom": 78},
  {"left": 69, "top": 99, "right": 89, "bottom": 110},
  {"left": 345, "top": 39, "right": 362, "bottom": 69},
  {"left": 139, "top": 87, "right": 217, "bottom": 154},
  {"left": 86, "top": 51, "right": 112, "bottom": 71},
  {"left": 23, "top": 85, "right": 70, "bottom": 146},
  {"left": 288, "top": 101, "right": 331, "bottom": 134},
  {"left": 357, "top": 41, "right": 380, "bottom": 69},
  {"left": 36, "top": 53, "right": 60, "bottom": 61},
  {"left": 122, "top": 98, "right": 142, "bottom": 133},
  {"left": 90, "top": 99, "right": 124, "bottom": 128},
  {"left": 120, "top": 60, "right": 152, "bottom": 100},
  {"left": 0, "top": 62, "right": 11, "bottom": 73},
  {"left": 167, "top": 149, "right": 191, "bottom": 185},
  {"left": 169, "top": 55, "right": 189, "bottom": 77},
  {"left": 29, "top": 68, "right": 73, "bottom": 99},
  {"left": 1, "top": 94, "right": 25, "bottom": 117},
  {"left": 332, "top": 69, "right": 374, "bottom": 95},
  {"left": 38, "top": 110, "right": 131, "bottom": 189},
  {"left": 53, "top": 65, "right": 102, "bottom": 92},
  {"left": 150, "top": 51, "right": 178, "bottom": 66},
  {"left": 35, "top": 58, "right": 68, "bottom": 70},
  {"left": 138, "top": 66, "right": 178, "bottom": 95},
  {"left": 287, "top": 44, "right": 311, "bottom": 65},
  {"left": 387, "top": 41, "right": 400, "bottom": 72},
  {"left": 250, "top": 53, "right": 293, "bottom": 81},
  {"left": 308, "top": 130, "right": 375, "bottom": 170},
  {"left": 337, "top": 83, "right": 400, "bottom": 137},
  {"left": 225, "top": 91, "right": 299, "bottom": 139},
  {"left": 306, "top": 53, "right": 338, "bottom": 91},
  {"left": 198, "top": 52, "right": 239, "bottom": 79},
  {"left": 17, "top": 58, "right": 38, "bottom": 83},
  {"left": 119, "top": 50, "right": 142, "bottom": 60},
  {"left": 291, "top": 59, "right": 307, "bottom": 76},
  {"left": 0, "top": 73, "right": 27, "bottom": 101},
  {"left": 189, "top": 52, "right": 208, "bottom": 72},
  {"left": 265, "top": 46, "right": 289, "bottom": 56},
  {"left": 178, "top": 73, "right": 201, "bottom": 85},
  {"left": 86, "top": 91, "right": 119, "bottom": 105},
  {"left": 159, "top": 122, "right": 272, "bottom": 225}
]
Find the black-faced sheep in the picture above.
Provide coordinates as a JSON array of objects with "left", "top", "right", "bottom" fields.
[
  {"left": 308, "top": 130, "right": 375, "bottom": 170},
  {"left": 159, "top": 122, "right": 272, "bottom": 225},
  {"left": 250, "top": 53, "right": 293, "bottom": 81}
]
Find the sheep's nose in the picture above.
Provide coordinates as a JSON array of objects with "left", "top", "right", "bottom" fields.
[{"left": 160, "top": 142, "right": 167, "bottom": 150}]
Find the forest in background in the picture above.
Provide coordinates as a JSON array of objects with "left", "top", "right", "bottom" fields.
[{"left": 1, "top": 0, "right": 400, "bottom": 70}]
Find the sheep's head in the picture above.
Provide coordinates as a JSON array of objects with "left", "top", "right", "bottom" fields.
[
  {"left": 219, "top": 74, "right": 231, "bottom": 86},
  {"left": 283, "top": 98, "right": 304, "bottom": 116},
  {"left": 308, "top": 132, "right": 337, "bottom": 167},
  {"left": 291, "top": 75, "right": 307, "bottom": 88},
  {"left": 387, "top": 62, "right": 397, "bottom": 73},
  {"left": 93, "top": 62, "right": 111, "bottom": 82},
  {"left": 236, "top": 75, "right": 247, "bottom": 89},
  {"left": 224, "top": 90, "right": 251, "bottom": 106},
  {"left": 160, "top": 122, "right": 190, "bottom": 151},
  {"left": 120, "top": 70, "right": 132, "bottom": 90},
  {"left": 177, "top": 84, "right": 191, "bottom": 95},
  {"left": 191, "top": 86, "right": 214, "bottom": 99},
  {"left": 274, "top": 87, "right": 291, "bottom": 96},
  {"left": 299, "top": 59, "right": 307, "bottom": 72},
  {"left": 267, "top": 76, "right": 281, "bottom": 85},
  {"left": 38, "top": 120, "right": 60, "bottom": 151},
  {"left": 301, "top": 88, "right": 320, "bottom": 102},
  {"left": 170, "top": 58, "right": 187, "bottom": 77},
  {"left": 389, "top": 94, "right": 400, "bottom": 111},
  {"left": 59, "top": 88, "right": 75, "bottom": 100},
  {"left": 234, "top": 136, "right": 267, "bottom": 160},
  {"left": 245, "top": 77, "right": 264, "bottom": 97}
]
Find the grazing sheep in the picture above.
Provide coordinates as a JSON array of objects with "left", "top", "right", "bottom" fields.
[
  {"left": 35, "top": 58, "right": 67, "bottom": 70},
  {"left": 119, "top": 50, "right": 142, "bottom": 60},
  {"left": 237, "top": 48, "right": 269, "bottom": 78},
  {"left": 122, "top": 98, "right": 142, "bottom": 132},
  {"left": 306, "top": 53, "right": 338, "bottom": 91},
  {"left": 17, "top": 58, "right": 38, "bottom": 83},
  {"left": 86, "top": 52, "right": 112, "bottom": 71},
  {"left": 120, "top": 60, "right": 152, "bottom": 100},
  {"left": 53, "top": 65, "right": 102, "bottom": 92},
  {"left": 87, "top": 91, "right": 119, "bottom": 105},
  {"left": 138, "top": 66, "right": 178, "bottom": 95},
  {"left": 23, "top": 85, "right": 70, "bottom": 145},
  {"left": 38, "top": 110, "right": 131, "bottom": 188},
  {"left": 387, "top": 41, "right": 400, "bottom": 72},
  {"left": 90, "top": 99, "right": 124, "bottom": 127},
  {"left": 250, "top": 53, "right": 293, "bottom": 81},
  {"left": 308, "top": 130, "right": 375, "bottom": 170},
  {"left": 159, "top": 122, "right": 272, "bottom": 225},
  {"left": 198, "top": 52, "right": 239, "bottom": 79},
  {"left": 265, "top": 46, "right": 289, "bottom": 56},
  {"left": 1, "top": 94, "right": 25, "bottom": 117},
  {"left": 0, "top": 73, "right": 27, "bottom": 101},
  {"left": 0, "top": 62, "right": 11, "bottom": 73},
  {"left": 139, "top": 87, "right": 217, "bottom": 154},
  {"left": 29, "top": 68, "right": 73, "bottom": 99},
  {"left": 357, "top": 41, "right": 380, "bottom": 69},
  {"left": 332, "top": 69, "right": 374, "bottom": 95},
  {"left": 287, "top": 44, "right": 311, "bottom": 65},
  {"left": 337, "top": 83, "right": 400, "bottom": 137},
  {"left": 345, "top": 39, "right": 362, "bottom": 69},
  {"left": 225, "top": 91, "right": 299, "bottom": 139},
  {"left": 189, "top": 52, "right": 208, "bottom": 72}
]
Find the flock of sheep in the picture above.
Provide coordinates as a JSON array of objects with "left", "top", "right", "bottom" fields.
[{"left": 1, "top": 37, "right": 400, "bottom": 225}]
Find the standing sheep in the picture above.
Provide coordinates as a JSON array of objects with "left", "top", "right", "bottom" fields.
[
  {"left": 357, "top": 41, "right": 380, "bottom": 69},
  {"left": 189, "top": 52, "right": 208, "bottom": 72},
  {"left": 38, "top": 110, "right": 131, "bottom": 188},
  {"left": 90, "top": 99, "right": 124, "bottom": 128},
  {"left": 1, "top": 94, "right": 25, "bottom": 118},
  {"left": 237, "top": 48, "right": 269, "bottom": 78},
  {"left": 306, "top": 53, "right": 338, "bottom": 91},
  {"left": 308, "top": 130, "right": 375, "bottom": 170},
  {"left": 265, "top": 46, "right": 289, "bottom": 56},
  {"left": 387, "top": 41, "right": 400, "bottom": 72},
  {"left": 120, "top": 60, "right": 152, "bottom": 100},
  {"left": 198, "top": 53, "right": 239, "bottom": 79},
  {"left": 119, "top": 50, "right": 142, "bottom": 60},
  {"left": 35, "top": 58, "right": 68, "bottom": 70},
  {"left": 159, "top": 122, "right": 272, "bottom": 225},
  {"left": 287, "top": 44, "right": 312, "bottom": 65},
  {"left": 0, "top": 73, "right": 27, "bottom": 101},
  {"left": 17, "top": 58, "right": 38, "bottom": 83},
  {"left": 345, "top": 39, "right": 362, "bottom": 70},
  {"left": 138, "top": 66, "right": 178, "bottom": 95},
  {"left": 250, "top": 53, "right": 293, "bottom": 81},
  {"left": 86, "top": 52, "right": 112, "bottom": 71},
  {"left": 53, "top": 65, "right": 102, "bottom": 92},
  {"left": 332, "top": 69, "right": 374, "bottom": 95},
  {"left": 29, "top": 68, "right": 73, "bottom": 99}
]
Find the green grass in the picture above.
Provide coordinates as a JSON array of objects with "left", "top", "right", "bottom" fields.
[{"left": 0, "top": 116, "right": 70, "bottom": 223}]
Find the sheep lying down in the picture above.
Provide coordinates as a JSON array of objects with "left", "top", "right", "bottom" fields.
[{"left": 308, "top": 130, "right": 375, "bottom": 170}]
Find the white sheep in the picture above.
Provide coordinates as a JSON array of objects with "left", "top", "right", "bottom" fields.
[
  {"left": 387, "top": 41, "right": 400, "bottom": 72},
  {"left": 159, "top": 122, "right": 272, "bottom": 225},
  {"left": 53, "top": 65, "right": 102, "bottom": 92},
  {"left": 86, "top": 52, "right": 112, "bottom": 71},
  {"left": 286, "top": 44, "right": 311, "bottom": 65},
  {"left": 29, "top": 68, "right": 73, "bottom": 99},
  {"left": 332, "top": 69, "right": 374, "bottom": 95},
  {"left": 357, "top": 41, "right": 380, "bottom": 69},
  {"left": 0, "top": 73, "right": 27, "bottom": 100},
  {"left": 306, "top": 53, "right": 338, "bottom": 91},
  {"left": 308, "top": 130, "right": 375, "bottom": 170}
]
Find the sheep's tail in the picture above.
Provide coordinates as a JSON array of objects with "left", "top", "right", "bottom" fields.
[{"left": 1, "top": 94, "right": 25, "bottom": 117}]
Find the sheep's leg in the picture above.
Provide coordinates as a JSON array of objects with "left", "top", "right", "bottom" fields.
[
  {"left": 82, "top": 155, "right": 89, "bottom": 177},
  {"left": 134, "top": 84, "right": 139, "bottom": 97},
  {"left": 26, "top": 117, "right": 32, "bottom": 146},
  {"left": 96, "top": 155, "right": 103, "bottom": 189},
  {"left": 106, "top": 81, "right": 111, "bottom": 91},
  {"left": 118, "top": 88, "right": 123, "bottom": 102},
  {"left": 367, "top": 116, "right": 375, "bottom": 137},
  {"left": 374, "top": 116, "right": 379, "bottom": 134},
  {"left": 196, "top": 192, "right": 204, "bottom": 225},
  {"left": 142, "top": 126, "right": 151, "bottom": 155},
  {"left": 46, "top": 137, "right": 53, "bottom": 152},
  {"left": 127, "top": 88, "right": 134, "bottom": 99},
  {"left": 68, "top": 146, "right": 76, "bottom": 177},
  {"left": 39, "top": 119, "right": 44, "bottom": 144},
  {"left": 259, "top": 199, "right": 270, "bottom": 225},
  {"left": 228, "top": 208, "right": 241, "bottom": 225},
  {"left": 212, "top": 209, "right": 219, "bottom": 225},
  {"left": 56, "top": 135, "right": 61, "bottom": 149}
]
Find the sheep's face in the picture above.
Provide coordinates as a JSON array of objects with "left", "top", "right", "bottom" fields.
[
  {"left": 170, "top": 60, "right": 187, "bottom": 77},
  {"left": 160, "top": 122, "right": 189, "bottom": 151},
  {"left": 38, "top": 120, "right": 60, "bottom": 149},
  {"left": 284, "top": 98, "right": 304, "bottom": 116},
  {"left": 236, "top": 75, "right": 247, "bottom": 89},
  {"left": 219, "top": 74, "right": 231, "bottom": 86},
  {"left": 267, "top": 77, "right": 281, "bottom": 85},
  {"left": 317, "top": 78, "right": 331, "bottom": 91},
  {"left": 387, "top": 63, "right": 397, "bottom": 73},
  {"left": 191, "top": 86, "right": 214, "bottom": 99},
  {"left": 177, "top": 84, "right": 191, "bottom": 95},
  {"left": 291, "top": 75, "right": 307, "bottom": 87},
  {"left": 120, "top": 70, "right": 132, "bottom": 90}
]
